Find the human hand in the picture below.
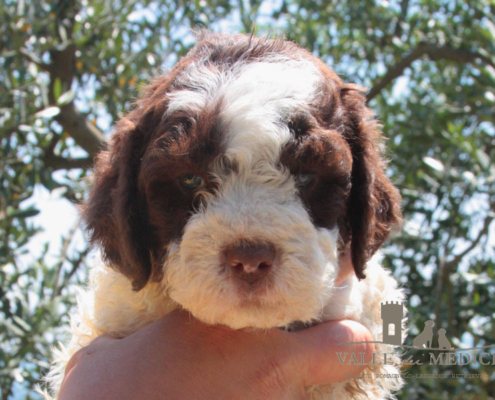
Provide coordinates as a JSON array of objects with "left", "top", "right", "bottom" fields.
[{"left": 59, "top": 309, "right": 373, "bottom": 400}]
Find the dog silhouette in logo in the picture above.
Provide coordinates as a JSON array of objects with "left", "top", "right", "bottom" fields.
[
  {"left": 413, "top": 320, "right": 434, "bottom": 349},
  {"left": 438, "top": 328, "right": 452, "bottom": 350}
]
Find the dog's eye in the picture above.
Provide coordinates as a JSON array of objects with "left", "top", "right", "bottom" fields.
[
  {"left": 180, "top": 175, "right": 204, "bottom": 190},
  {"left": 295, "top": 174, "right": 315, "bottom": 187}
]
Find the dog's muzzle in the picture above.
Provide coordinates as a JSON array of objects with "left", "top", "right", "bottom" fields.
[{"left": 222, "top": 240, "right": 277, "bottom": 289}]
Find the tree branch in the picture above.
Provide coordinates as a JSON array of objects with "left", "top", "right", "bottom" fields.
[
  {"left": 51, "top": 220, "right": 80, "bottom": 301},
  {"left": 60, "top": 247, "right": 91, "bottom": 294},
  {"left": 444, "top": 214, "right": 494, "bottom": 272},
  {"left": 42, "top": 153, "right": 94, "bottom": 171},
  {"left": 433, "top": 193, "right": 493, "bottom": 334},
  {"left": 56, "top": 103, "right": 107, "bottom": 156},
  {"left": 49, "top": 41, "right": 107, "bottom": 157},
  {"left": 393, "top": 0, "right": 409, "bottom": 38},
  {"left": 367, "top": 43, "right": 495, "bottom": 102},
  {"left": 434, "top": 211, "right": 493, "bottom": 334}
]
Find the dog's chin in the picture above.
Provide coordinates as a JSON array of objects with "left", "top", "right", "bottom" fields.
[
  {"left": 167, "top": 278, "right": 329, "bottom": 329},
  {"left": 177, "top": 298, "right": 320, "bottom": 330}
]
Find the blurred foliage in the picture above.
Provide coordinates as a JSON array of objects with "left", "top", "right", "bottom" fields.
[{"left": 0, "top": 0, "right": 494, "bottom": 399}]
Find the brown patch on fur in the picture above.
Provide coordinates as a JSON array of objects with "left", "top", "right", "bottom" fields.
[
  {"left": 281, "top": 119, "right": 352, "bottom": 240},
  {"left": 82, "top": 52, "right": 225, "bottom": 290},
  {"left": 140, "top": 103, "right": 225, "bottom": 271},
  {"left": 338, "top": 85, "right": 402, "bottom": 279},
  {"left": 282, "top": 65, "right": 402, "bottom": 279}
]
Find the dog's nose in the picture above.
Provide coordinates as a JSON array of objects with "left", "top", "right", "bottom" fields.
[{"left": 223, "top": 242, "right": 276, "bottom": 283}]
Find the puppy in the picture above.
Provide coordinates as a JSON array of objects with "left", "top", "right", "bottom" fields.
[{"left": 44, "top": 32, "right": 406, "bottom": 399}]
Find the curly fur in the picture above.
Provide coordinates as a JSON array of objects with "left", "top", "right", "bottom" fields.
[{"left": 42, "top": 32, "right": 406, "bottom": 399}]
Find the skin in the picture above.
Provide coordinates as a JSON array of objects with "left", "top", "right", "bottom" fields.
[{"left": 59, "top": 250, "right": 371, "bottom": 400}]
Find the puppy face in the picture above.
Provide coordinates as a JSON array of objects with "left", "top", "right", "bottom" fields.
[{"left": 84, "top": 33, "right": 401, "bottom": 329}]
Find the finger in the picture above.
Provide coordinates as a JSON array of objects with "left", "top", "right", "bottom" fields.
[{"left": 289, "top": 320, "right": 374, "bottom": 387}]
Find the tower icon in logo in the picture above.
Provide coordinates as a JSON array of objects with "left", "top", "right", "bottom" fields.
[{"left": 381, "top": 301, "right": 404, "bottom": 345}]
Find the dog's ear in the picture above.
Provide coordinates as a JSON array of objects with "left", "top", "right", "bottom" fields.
[
  {"left": 340, "top": 85, "right": 402, "bottom": 279},
  {"left": 82, "top": 110, "right": 156, "bottom": 291}
]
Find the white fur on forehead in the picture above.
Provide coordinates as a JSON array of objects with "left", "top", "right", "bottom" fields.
[
  {"left": 220, "top": 59, "right": 322, "bottom": 166},
  {"left": 165, "top": 61, "right": 225, "bottom": 115},
  {"left": 166, "top": 56, "right": 322, "bottom": 167}
]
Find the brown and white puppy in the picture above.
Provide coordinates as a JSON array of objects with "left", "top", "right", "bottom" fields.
[{"left": 44, "top": 32, "right": 406, "bottom": 400}]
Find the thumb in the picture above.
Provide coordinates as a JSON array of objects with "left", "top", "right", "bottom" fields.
[{"left": 288, "top": 320, "right": 375, "bottom": 387}]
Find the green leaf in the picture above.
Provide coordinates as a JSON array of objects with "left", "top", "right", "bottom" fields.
[
  {"left": 422, "top": 173, "right": 440, "bottom": 188},
  {"left": 11, "top": 207, "right": 40, "bottom": 219},
  {"left": 476, "top": 149, "right": 490, "bottom": 169},
  {"left": 56, "top": 90, "right": 75, "bottom": 106},
  {"left": 423, "top": 157, "right": 444, "bottom": 172},
  {"left": 0, "top": 320, "right": 24, "bottom": 337},
  {"left": 11, "top": 315, "right": 31, "bottom": 332},
  {"left": 486, "top": 19, "right": 495, "bottom": 40},
  {"left": 53, "top": 78, "right": 62, "bottom": 101},
  {"left": 34, "top": 107, "right": 60, "bottom": 119}
]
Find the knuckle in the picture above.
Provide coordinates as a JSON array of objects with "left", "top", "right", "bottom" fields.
[
  {"left": 64, "top": 335, "right": 115, "bottom": 375},
  {"left": 64, "top": 347, "right": 88, "bottom": 375}
]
